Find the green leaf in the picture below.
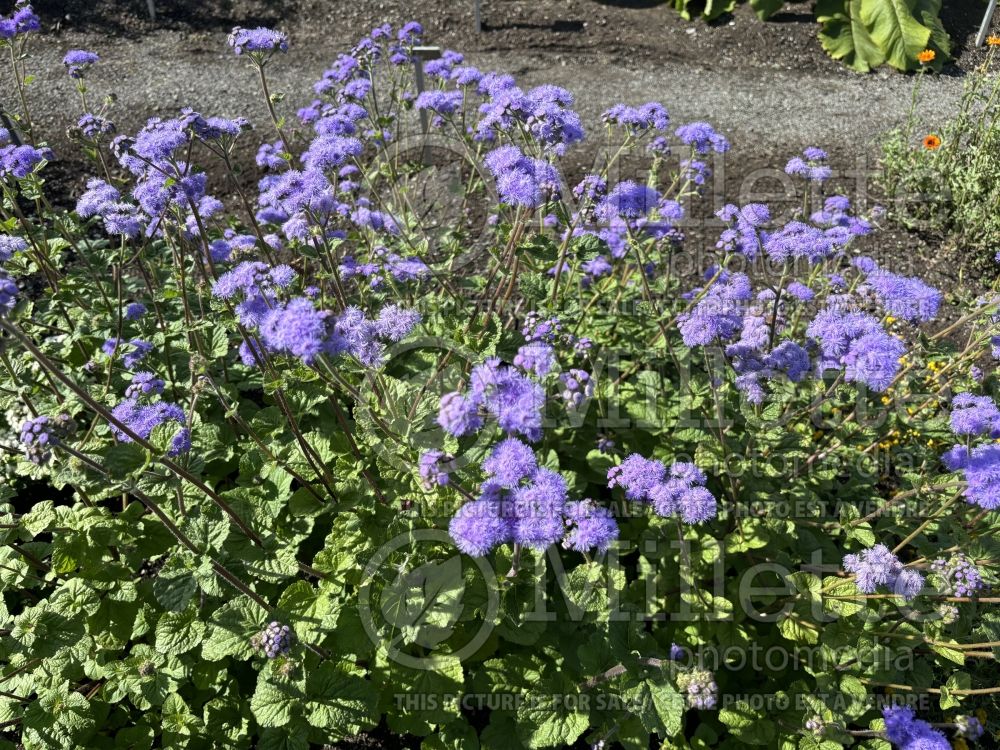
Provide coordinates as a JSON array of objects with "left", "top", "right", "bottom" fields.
[
  {"left": 750, "top": 0, "right": 784, "bottom": 19},
  {"left": 622, "top": 679, "right": 683, "bottom": 738},
  {"left": 860, "top": 0, "right": 932, "bottom": 70},
  {"left": 380, "top": 555, "right": 464, "bottom": 649},
  {"left": 104, "top": 443, "right": 149, "bottom": 479},
  {"left": 155, "top": 604, "right": 207, "bottom": 656},
  {"left": 817, "top": 0, "right": 886, "bottom": 72},
  {"left": 251, "top": 675, "right": 300, "bottom": 728},
  {"left": 718, "top": 699, "right": 777, "bottom": 745},
  {"left": 201, "top": 596, "right": 261, "bottom": 661},
  {"left": 304, "top": 662, "right": 378, "bottom": 735},
  {"left": 516, "top": 674, "right": 590, "bottom": 749},
  {"left": 277, "top": 580, "right": 337, "bottom": 642}
]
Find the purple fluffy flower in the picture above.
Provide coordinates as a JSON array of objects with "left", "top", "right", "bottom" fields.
[
  {"left": 374, "top": 304, "right": 420, "bottom": 342},
  {"left": 110, "top": 398, "right": 190, "bottom": 456},
  {"left": 950, "top": 393, "right": 1000, "bottom": 437},
  {"left": 228, "top": 26, "right": 289, "bottom": 58},
  {"left": 510, "top": 468, "right": 568, "bottom": 549},
  {"left": 563, "top": 500, "right": 619, "bottom": 552},
  {"left": 63, "top": 49, "right": 99, "bottom": 78},
  {"left": 449, "top": 499, "right": 509, "bottom": 556},
  {"left": 675, "top": 122, "right": 729, "bottom": 154},
  {"left": 678, "top": 270, "right": 752, "bottom": 347},
  {"left": 863, "top": 268, "right": 942, "bottom": 323},
  {"left": 483, "top": 438, "right": 537, "bottom": 488},
  {"left": 842, "top": 544, "right": 924, "bottom": 601},
  {"left": 882, "top": 706, "right": 949, "bottom": 750},
  {"left": 608, "top": 454, "right": 666, "bottom": 501},
  {"left": 0, "top": 234, "right": 26, "bottom": 262},
  {"left": 596, "top": 181, "right": 661, "bottom": 221},
  {"left": 260, "top": 297, "right": 331, "bottom": 364},
  {"left": 513, "top": 342, "right": 557, "bottom": 378},
  {"left": 418, "top": 449, "right": 453, "bottom": 488},
  {"left": 437, "top": 391, "right": 483, "bottom": 437}
]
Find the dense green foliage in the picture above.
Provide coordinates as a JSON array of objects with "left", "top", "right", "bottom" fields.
[{"left": 880, "top": 48, "right": 1000, "bottom": 267}]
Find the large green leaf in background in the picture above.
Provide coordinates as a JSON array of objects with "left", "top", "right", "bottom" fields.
[
  {"left": 817, "top": 0, "right": 948, "bottom": 72},
  {"left": 817, "top": 0, "right": 886, "bottom": 73},
  {"left": 672, "top": 0, "right": 738, "bottom": 22}
]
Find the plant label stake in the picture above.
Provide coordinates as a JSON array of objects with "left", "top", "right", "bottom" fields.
[
  {"left": 412, "top": 46, "right": 441, "bottom": 164},
  {"left": 978, "top": 0, "right": 998, "bottom": 46},
  {"left": 146, "top": 0, "right": 156, "bottom": 21},
  {"left": 474, "top": 0, "right": 482, "bottom": 32}
]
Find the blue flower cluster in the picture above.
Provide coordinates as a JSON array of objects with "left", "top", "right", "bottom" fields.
[
  {"left": 19, "top": 414, "right": 73, "bottom": 465},
  {"left": 882, "top": 706, "right": 949, "bottom": 750},
  {"left": 941, "top": 392, "right": 1000, "bottom": 510},
  {"left": 842, "top": 544, "right": 923, "bottom": 601},
  {"left": 607, "top": 454, "right": 718, "bottom": 524},
  {"left": 448, "top": 437, "right": 618, "bottom": 555},
  {"left": 930, "top": 553, "right": 986, "bottom": 597},
  {"left": 62, "top": 49, "right": 98, "bottom": 79},
  {"left": 0, "top": 2, "right": 39, "bottom": 41},
  {"left": 251, "top": 621, "right": 295, "bottom": 658},
  {"left": 110, "top": 399, "right": 190, "bottom": 456}
]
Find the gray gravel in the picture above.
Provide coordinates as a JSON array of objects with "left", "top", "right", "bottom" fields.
[{"left": 0, "top": 27, "right": 966, "bottom": 186}]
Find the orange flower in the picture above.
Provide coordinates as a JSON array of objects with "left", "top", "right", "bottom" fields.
[
  {"left": 989, "top": 35, "right": 1000, "bottom": 46},
  {"left": 923, "top": 134, "right": 942, "bottom": 150},
  {"left": 917, "top": 49, "right": 936, "bottom": 64}
]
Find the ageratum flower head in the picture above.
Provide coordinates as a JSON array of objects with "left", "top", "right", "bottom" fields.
[
  {"left": 596, "top": 181, "right": 661, "bottom": 222},
  {"left": 110, "top": 399, "right": 190, "bottom": 456},
  {"left": 418, "top": 450, "right": 453, "bottom": 489},
  {"left": 76, "top": 113, "right": 116, "bottom": 140},
  {"left": 842, "top": 544, "right": 924, "bottom": 600},
  {"left": 448, "top": 499, "right": 510, "bottom": 556},
  {"left": 862, "top": 267, "right": 942, "bottom": 323},
  {"left": 475, "top": 83, "right": 583, "bottom": 154},
  {"left": 942, "top": 442, "right": 1000, "bottom": 510},
  {"left": 509, "top": 468, "right": 569, "bottom": 549},
  {"left": 212, "top": 261, "right": 296, "bottom": 327},
  {"left": 882, "top": 706, "right": 949, "bottom": 750},
  {"left": 601, "top": 101, "right": 670, "bottom": 133},
  {"left": 251, "top": 622, "right": 295, "bottom": 658},
  {"left": 785, "top": 147, "right": 832, "bottom": 183},
  {"left": 807, "top": 308, "right": 904, "bottom": 392},
  {"left": 675, "top": 122, "right": 729, "bottom": 154},
  {"left": 483, "top": 145, "right": 561, "bottom": 208},
  {"left": 0, "top": 3, "right": 40, "bottom": 40},
  {"left": 930, "top": 553, "right": 986, "bottom": 597},
  {"left": 0, "top": 274, "right": 17, "bottom": 313},
  {"left": 228, "top": 26, "right": 289, "bottom": 61},
  {"left": 949, "top": 393, "right": 1000, "bottom": 437},
  {"left": 716, "top": 203, "right": 769, "bottom": 260},
  {"left": 0, "top": 235, "right": 27, "bottom": 263},
  {"left": 513, "top": 342, "right": 557, "bottom": 378},
  {"left": 0, "top": 144, "right": 51, "bottom": 179},
  {"left": 125, "top": 371, "right": 165, "bottom": 400},
  {"left": 677, "top": 269, "right": 752, "bottom": 347},
  {"left": 19, "top": 415, "right": 74, "bottom": 464},
  {"left": 563, "top": 500, "right": 619, "bottom": 552},
  {"left": 483, "top": 438, "right": 537, "bottom": 489},
  {"left": 63, "top": 49, "right": 99, "bottom": 78}
]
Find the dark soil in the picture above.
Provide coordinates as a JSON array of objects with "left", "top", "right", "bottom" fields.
[{"left": 26, "top": 0, "right": 993, "bottom": 74}]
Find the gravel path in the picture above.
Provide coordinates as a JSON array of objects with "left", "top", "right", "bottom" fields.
[{"left": 1, "top": 26, "right": 966, "bottom": 184}]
